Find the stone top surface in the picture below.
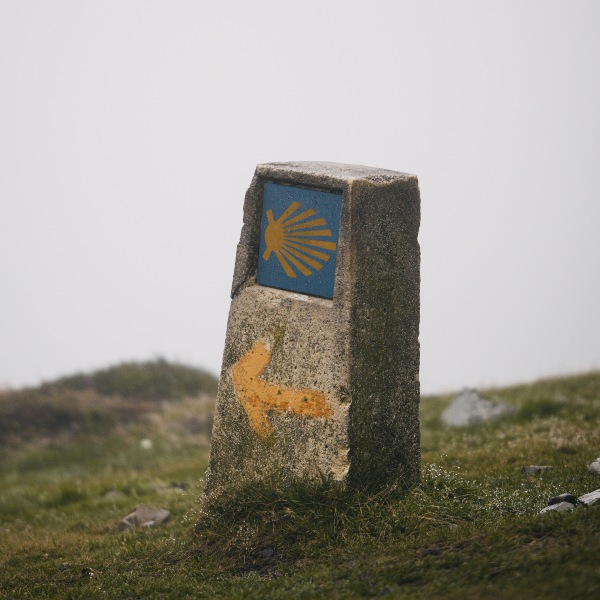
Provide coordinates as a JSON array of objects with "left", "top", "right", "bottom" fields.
[{"left": 256, "top": 161, "right": 417, "bottom": 185}]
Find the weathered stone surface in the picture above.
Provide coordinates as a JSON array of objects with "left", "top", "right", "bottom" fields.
[
  {"left": 540, "top": 501, "right": 575, "bottom": 514},
  {"left": 522, "top": 465, "right": 554, "bottom": 475},
  {"left": 206, "top": 162, "right": 420, "bottom": 495},
  {"left": 578, "top": 489, "right": 600, "bottom": 507},
  {"left": 548, "top": 493, "right": 578, "bottom": 506},
  {"left": 588, "top": 458, "right": 600, "bottom": 475},
  {"left": 441, "top": 388, "right": 513, "bottom": 426},
  {"left": 119, "top": 505, "right": 170, "bottom": 530}
]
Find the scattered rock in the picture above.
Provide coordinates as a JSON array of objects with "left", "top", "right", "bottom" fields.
[
  {"left": 144, "top": 480, "right": 190, "bottom": 494},
  {"left": 588, "top": 458, "right": 600, "bottom": 475},
  {"left": 441, "top": 389, "right": 513, "bottom": 426},
  {"left": 522, "top": 465, "right": 554, "bottom": 475},
  {"left": 119, "top": 505, "right": 170, "bottom": 530},
  {"left": 548, "top": 493, "right": 578, "bottom": 506},
  {"left": 258, "top": 547, "right": 275, "bottom": 560},
  {"left": 578, "top": 489, "right": 600, "bottom": 507},
  {"left": 540, "top": 485, "right": 600, "bottom": 514},
  {"left": 103, "top": 490, "right": 126, "bottom": 500},
  {"left": 540, "top": 502, "right": 575, "bottom": 514},
  {"left": 168, "top": 482, "right": 190, "bottom": 491}
]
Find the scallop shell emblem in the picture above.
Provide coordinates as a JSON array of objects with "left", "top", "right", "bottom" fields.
[{"left": 262, "top": 201, "right": 337, "bottom": 278}]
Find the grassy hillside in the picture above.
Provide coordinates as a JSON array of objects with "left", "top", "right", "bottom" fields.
[
  {"left": 0, "top": 359, "right": 217, "bottom": 446},
  {"left": 1, "top": 369, "right": 599, "bottom": 598}
]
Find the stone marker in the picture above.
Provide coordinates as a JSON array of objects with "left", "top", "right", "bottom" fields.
[{"left": 205, "top": 162, "right": 420, "bottom": 495}]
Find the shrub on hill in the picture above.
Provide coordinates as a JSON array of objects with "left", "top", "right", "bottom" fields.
[
  {"left": 48, "top": 358, "right": 218, "bottom": 400},
  {"left": 0, "top": 359, "right": 218, "bottom": 445}
]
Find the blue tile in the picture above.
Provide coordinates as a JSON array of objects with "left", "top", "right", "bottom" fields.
[{"left": 257, "top": 183, "right": 342, "bottom": 299}]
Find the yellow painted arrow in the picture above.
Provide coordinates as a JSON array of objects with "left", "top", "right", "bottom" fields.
[{"left": 232, "top": 340, "right": 333, "bottom": 438}]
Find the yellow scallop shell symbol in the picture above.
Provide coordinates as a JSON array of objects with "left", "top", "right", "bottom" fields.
[{"left": 262, "top": 202, "right": 337, "bottom": 278}]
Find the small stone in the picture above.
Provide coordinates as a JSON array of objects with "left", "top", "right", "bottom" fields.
[
  {"left": 103, "top": 490, "right": 126, "bottom": 500},
  {"left": 578, "top": 489, "right": 600, "bottom": 507},
  {"left": 169, "top": 482, "right": 190, "bottom": 491},
  {"left": 540, "top": 502, "right": 575, "bottom": 514},
  {"left": 258, "top": 546, "right": 275, "bottom": 559},
  {"left": 548, "top": 493, "right": 578, "bottom": 506},
  {"left": 140, "top": 438, "right": 153, "bottom": 450},
  {"left": 119, "top": 505, "right": 170, "bottom": 530},
  {"left": 441, "top": 389, "right": 513, "bottom": 427},
  {"left": 522, "top": 465, "right": 554, "bottom": 475},
  {"left": 588, "top": 459, "right": 600, "bottom": 475}
]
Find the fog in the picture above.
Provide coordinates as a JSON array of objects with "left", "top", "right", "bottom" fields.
[{"left": 1, "top": 1, "right": 599, "bottom": 393}]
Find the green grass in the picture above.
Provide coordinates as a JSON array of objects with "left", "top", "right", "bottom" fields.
[{"left": 1, "top": 370, "right": 599, "bottom": 598}]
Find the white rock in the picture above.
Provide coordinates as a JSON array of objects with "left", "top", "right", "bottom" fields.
[
  {"left": 540, "top": 502, "right": 575, "bottom": 514},
  {"left": 119, "top": 505, "right": 170, "bottom": 530},
  {"left": 588, "top": 459, "right": 600, "bottom": 475},
  {"left": 441, "top": 389, "right": 514, "bottom": 426},
  {"left": 578, "top": 489, "right": 600, "bottom": 507}
]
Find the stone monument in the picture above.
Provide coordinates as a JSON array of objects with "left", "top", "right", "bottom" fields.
[{"left": 206, "top": 162, "right": 420, "bottom": 495}]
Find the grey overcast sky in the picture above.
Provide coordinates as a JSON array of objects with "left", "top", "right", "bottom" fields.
[{"left": 1, "top": 1, "right": 599, "bottom": 394}]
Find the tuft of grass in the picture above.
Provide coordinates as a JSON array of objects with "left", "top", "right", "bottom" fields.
[
  {"left": 193, "top": 466, "right": 489, "bottom": 575},
  {"left": 190, "top": 458, "right": 600, "bottom": 598}
]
